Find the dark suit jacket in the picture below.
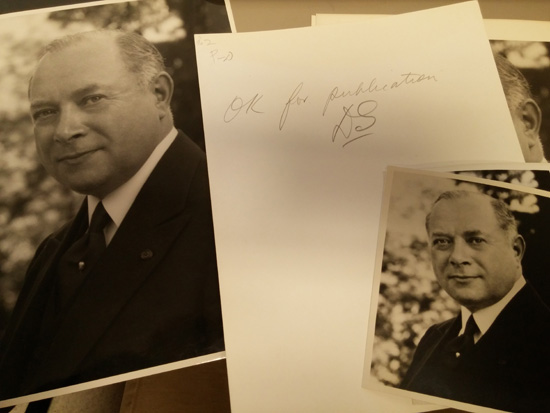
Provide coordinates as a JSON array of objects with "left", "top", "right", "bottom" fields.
[
  {"left": 401, "top": 283, "right": 550, "bottom": 412},
  {"left": 0, "top": 132, "right": 224, "bottom": 400}
]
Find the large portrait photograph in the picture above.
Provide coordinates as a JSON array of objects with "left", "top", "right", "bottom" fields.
[
  {"left": 0, "top": 0, "right": 230, "bottom": 408},
  {"left": 364, "top": 166, "right": 550, "bottom": 412}
]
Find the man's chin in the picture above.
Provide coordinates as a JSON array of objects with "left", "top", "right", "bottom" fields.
[
  {"left": 447, "top": 284, "right": 485, "bottom": 307},
  {"left": 59, "top": 177, "right": 110, "bottom": 198}
]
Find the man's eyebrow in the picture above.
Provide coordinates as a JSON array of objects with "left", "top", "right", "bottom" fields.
[
  {"left": 30, "top": 100, "right": 54, "bottom": 111},
  {"left": 71, "top": 84, "right": 104, "bottom": 97},
  {"left": 463, "top": 230, "right": 484, "bottom": 237},
  {"left": 30, "top": 84, "right": 106, "bottom": 111},
  {"left": 429, "top": 231, "right": 451, "bottom": 237}
]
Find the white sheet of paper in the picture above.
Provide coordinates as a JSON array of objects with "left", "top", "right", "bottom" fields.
[{"left": 195, "top": 2, "right": 523, "bottom": 411}]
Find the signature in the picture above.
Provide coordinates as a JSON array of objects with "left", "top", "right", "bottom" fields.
[
  {"left": 332, "top": 100, "right": 377, "bottom": 147},
  {"left": 224, "top": 94, "right": 264, "bottom": 123},
  {"left": 279, "top": 82, "right": 308, "bottom": 130}
]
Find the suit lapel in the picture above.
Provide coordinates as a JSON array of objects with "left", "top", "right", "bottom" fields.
[
  {"left": 25, "top": 132, "right": 204, "bottom": 388},
  {"left": 401, "top": 315, "right": 460, "bottom": 388}
]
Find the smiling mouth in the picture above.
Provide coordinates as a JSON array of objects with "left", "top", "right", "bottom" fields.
[
  {"left": 57, "top": 149, "right": 98, "bottom": 163},
  {"left": 448, "top": 275, "right": 480, "bottom": 281}
]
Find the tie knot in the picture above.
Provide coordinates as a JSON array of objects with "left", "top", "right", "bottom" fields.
[
  {"left": 464, "top": 314, "right": 479, "bottom": 338},
  {"left": 444, "top": 314, "right": 480, "bottom": 362},
  {"left": 89, "top": 202, "right": 110, "bottom": 234}
]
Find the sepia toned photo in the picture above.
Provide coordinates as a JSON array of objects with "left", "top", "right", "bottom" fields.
[
  {"left": 491, "top": 40, "right": 550, "bottom": 163},
  {"left": 0, "top": 0, "right": 229, "bottom": 408},
  {"left": 365, "top": 166, "right": 550, "bottom": 412}
]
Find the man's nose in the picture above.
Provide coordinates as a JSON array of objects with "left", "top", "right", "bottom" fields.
[
  {"left": 54, "top": 105, "right": 86, "bottom": 142},
  {"left": 449, "top": 238, "right": 471, "bottom": 266}
]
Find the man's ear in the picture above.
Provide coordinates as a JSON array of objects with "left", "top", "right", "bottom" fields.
[
  {"left": 512, "top": 234, "right": 526, "bottom": 261},
  {"left": 152, "top": 71, "right": 174, "bottom": 119},
  {"left": 519, "top": 98, "right": 542, "bottom": 141}
]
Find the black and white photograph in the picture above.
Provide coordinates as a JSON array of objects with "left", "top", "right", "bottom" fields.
[
  {"left": 0, "top": 0, "right": 230, "bottom": 409},
  {"left": 491, "top": 40, "right": 550, "bottom": 163},
  {"left": 365, "top": 166, "right": 550, "bottom": 413}
]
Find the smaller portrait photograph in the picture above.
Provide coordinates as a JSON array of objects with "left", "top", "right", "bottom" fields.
[
  {"left": 490, "top": 40, "right": 550, "bottom": 163},
  {"left": 364, "top": 166, "right": 550, "bottom": 413}
]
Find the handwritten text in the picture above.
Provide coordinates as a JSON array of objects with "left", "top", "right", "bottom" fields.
[
  {"left": 224, "top": 94, "right": 264, "bottom": 123},
  {"left": 323, "top": 72, "right": 436, "bottom": 115},
  {"left": 279, "top": 82, "right": 309, "bottom": 130},
  {"left": 332, "top": 100, "right": 378, "bottom": 147}
]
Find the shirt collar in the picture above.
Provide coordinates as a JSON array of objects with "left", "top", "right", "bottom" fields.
[
  {"left": 87, "top": 127, "right": 178, "bottom": 229},
  {"left": 460, "top": 275, "right": 526, "bottom": 340}
]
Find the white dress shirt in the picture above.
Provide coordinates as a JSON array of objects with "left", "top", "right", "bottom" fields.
[
  {"left": 87, "top": 127, "right": 178, "bottom": 245},
  {"left": 459, "top": 275, "right": 526, "bottom": 343}
]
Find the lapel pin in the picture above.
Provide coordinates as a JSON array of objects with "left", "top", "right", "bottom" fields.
[{"left": 140, "top": 249, "right": 154, "bottom": 260}]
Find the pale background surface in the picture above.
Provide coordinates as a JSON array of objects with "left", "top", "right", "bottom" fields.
[{"left": 228, "top": 0, "right": 550, "bottom": 33}]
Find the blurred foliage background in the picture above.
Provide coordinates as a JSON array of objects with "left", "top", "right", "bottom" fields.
[
  {"left": 0, "top": 0, "right": 229, "bottom": 339},
  {"left": 491, "top": 40, "right": 550, "bottom": 159},
  {"left": 371, "top": 169, "right": 550, "bottom": 387}
]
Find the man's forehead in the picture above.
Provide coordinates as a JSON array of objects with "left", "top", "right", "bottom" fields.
[
  {"left": 39, "top": 35, "right": 119, "bottom": 65},
  {"left": 429, "top": 195, "right": 498, "bottom": 230},
  {"left": 29, "top": 36, "right": 129, "bottom": 99}
]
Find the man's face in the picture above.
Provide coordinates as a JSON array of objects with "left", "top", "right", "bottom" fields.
[
  {"left": 29, "top": 36, "right": 165, "bottom": 198},
  {"left": 427, "top": 195, "right": 524, "bottom": 312}
]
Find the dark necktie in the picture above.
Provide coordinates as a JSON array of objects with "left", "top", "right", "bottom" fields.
[
  {"left": 55, "top": 202, "right": 111, "bottom": 311},
  {"left": 446, "top": 314, "right": 480, "bottom": 361}
]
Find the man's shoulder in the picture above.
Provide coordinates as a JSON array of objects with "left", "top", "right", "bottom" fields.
[
  {"left": 49, "top": 203, "right": 87, "bottom": 242},
  {"left": 510, "top": 283, "right": 550, "bottom": 341},
  {"left": 423, "top": 317, "right": 457, "bottom": 338},
  {"left": 505, "top": 282, "right": 550, "bottom": 326},
  {"left": 153, "top": 130, "right": 208, "bottom": 186},
  {"left": 413, "top": 316, "right": 458, "bottom": 356},
  {"left": 173, "top": 130, "right": 206, "bottom": 161}
]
